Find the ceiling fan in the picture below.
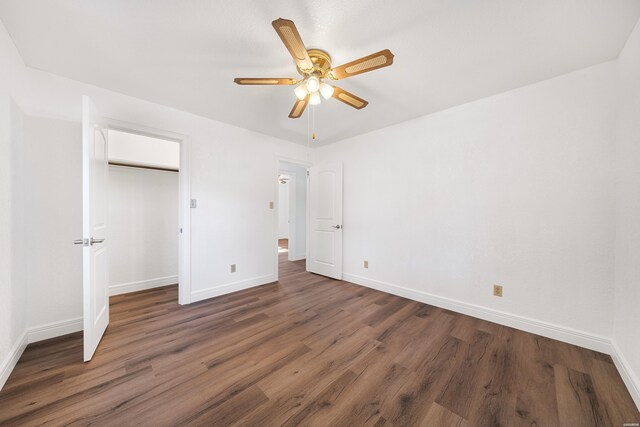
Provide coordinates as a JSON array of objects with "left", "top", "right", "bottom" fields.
[
  {"left": 278, "top": 174, "right": 289, "bottom": 184},
  {"left": 234, "top": 18, "right": 394, "bottom": 119}
]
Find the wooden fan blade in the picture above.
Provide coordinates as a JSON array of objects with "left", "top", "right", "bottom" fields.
[
  {"left": 234, "top": 78, "right": 298, "bottom": 85},
  {"left": 289, "top": 95, "right": 309, "bottom": 119},
  {"left": 328, "top": 49, "right": 394, "bottom": 80},
  {"left": 332, "top": 86, "right": 369, "bottom": 110},
  {"left": 272, "top": 18, "right": 314, "bottom": 71}
]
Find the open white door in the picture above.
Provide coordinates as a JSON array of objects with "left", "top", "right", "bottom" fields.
[
  {"left": 307, "top": 162, "right": 343, "bottom": 279},
  {"left": 81, "top": 96, "right": 109, "bottom": 361}
]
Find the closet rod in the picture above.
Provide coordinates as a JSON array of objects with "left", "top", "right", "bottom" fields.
[{"left": 108, "top": 161, "right": 178, "bottom": 173}]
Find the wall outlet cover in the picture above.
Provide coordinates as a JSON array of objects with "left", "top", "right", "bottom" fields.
[{"left": 493, "top": 284, "right": 503, "bottom": 297}]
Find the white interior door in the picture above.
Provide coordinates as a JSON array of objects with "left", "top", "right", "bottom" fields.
[
  {"left": 307, "top": 162, "right": 343, "bottom": 279},
  {"left": 82, "top": 96, "right": 109, "bottom": 361}
]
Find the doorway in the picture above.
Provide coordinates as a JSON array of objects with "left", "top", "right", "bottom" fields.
[
  {"left": 107, "top": 129, "right": 180, "bottom": 301},
  {"left": 82, "top": 97, "right": 192, "bottom": 361},
  {"left": 276, "top": 160, "right": 309, "bottom": 278}
]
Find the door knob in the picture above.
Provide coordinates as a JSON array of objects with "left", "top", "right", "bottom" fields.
[
  {"left": 74, "top": 239, "right": 87, "bottom": 245},
  {"left": 331, "top": 225, "right": 342, "bottom": 229},
  {"left": 90, "top": 237, "right": 105, "bottom": 245}
]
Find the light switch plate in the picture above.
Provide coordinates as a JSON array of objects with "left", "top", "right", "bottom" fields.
[
  {"left": 364, "top": 260, "right": 369, "bottom": 268},
  {"left": 190, "top": 199, "right": 197, "bottom": 208},
  {"left": 231, "top": 264, "right": 236, "bottom": 273},
  {"left": 269, "top": 201, "right": 274, "bottom": 209}
]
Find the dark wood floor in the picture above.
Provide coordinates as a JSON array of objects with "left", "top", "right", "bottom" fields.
[
  {"left": 278, "top": 238, "right": 288, "bottom": 250},
  {"left": 1, "top": 254, "right": 638, "bottom": 426}
]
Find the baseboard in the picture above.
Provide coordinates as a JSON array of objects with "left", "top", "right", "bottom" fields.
[
  {"left": 343, "top": 273, "right": 612, "bottom": 354},
  {"left": 610, "top": 340, "right": 640, "bottom": 409},
  {"left": 288, "top": 253, "right": 306, "bottom": 262},
  {"left": 26, "top": 317, "right": 83, "bottom": 344},
  {"left": 190, "top": 274, "right": 276, "bottom": 303},
  {"left": 109, "top": 275, "right": 178, "bottom": 296},
  {"left": 0, "top": 331, "right": 27, "bottom": 391},
  {"left": 1, "top": 318, "right": 82, "bottom": 390}
]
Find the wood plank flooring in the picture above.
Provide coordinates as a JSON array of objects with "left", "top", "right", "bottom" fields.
[{"left": 1, "top": 253, "right": 638, "bottom": 426}]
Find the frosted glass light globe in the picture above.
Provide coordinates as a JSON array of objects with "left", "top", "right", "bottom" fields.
[
  {"left": 309, "top": 92, "right": 321, "bottom": 105},
  {"left": 319, "top": 83, "right": 334, "bottom": 100},
  {"left": 306, "top": 76, "right": 320, "bottom": 93},
  {"left": 294, "top": 83, "right": 308, "bottom": 100}
]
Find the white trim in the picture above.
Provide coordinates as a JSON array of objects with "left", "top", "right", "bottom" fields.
[
  {"left": 275, "top": 157, "right": 311, "bottom": 282},
  {"left": 289, "top": 252, "right": 306, "bottom": 261},
  {"left": 190, "top": 274, "right": 276, "bottom": 303},
  {"left": 343, "top": 273, "right": 612, "bottom": 353},
  {"left": 274, "top": 159, "right": 280, "bottom": 281},
  {"left": 27, "top": 317, "right": 83, "bottom": 344},
  {"left": 286, "top": 173, "right": 297, "bottom": 260},
  {"left": 0, "top": 331, "right": 27, "bottom": 391},
  {"left": 178, "top": 136, "right": 192, "bottom": 305},
  {"left": 109, "top": 275, "right": 178, "bottom": 296},
  {"left": 610, "top": 340, "right": 640, "bottom": 409}
]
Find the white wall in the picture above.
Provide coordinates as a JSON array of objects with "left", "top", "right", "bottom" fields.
[
  {"left": 0, "top": 20, "right": 28, "bottom": 389},
  {"left": 277, "top": 178, "right": 290, "bottom": 239},
  {"left": 613, "top": 18, "right": 640, "bottom": 408},
  {"left": 108, "top": 165, "right": 179, "bottom": 295},
  {"left": 0, "top": 96, "right": 12, "bottom": 386},
  {"left": 22, "top": 115, "right": 83, "bottom": 333},
  {"left": 0, "top": 99, "right": 28, "bottom": 389},
  {"left": 0, "top": 97, "right": 13, "bottom": 386},
  {"left": 317, "top": 61, "right": 618, "bottom": 349},
  {"left": 109, "top": 129, "right": 180, "bottom": 169}
]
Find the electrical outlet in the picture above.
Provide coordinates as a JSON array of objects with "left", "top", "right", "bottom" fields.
[
  {"left": 493, "top": 284, "right": 503, "bottom": 297},
  {"left": 231, "top": 264, "right": 236, "bottom": 273},
  {"left": 364, "top": 260, "right": 369, "bottom": 268}
]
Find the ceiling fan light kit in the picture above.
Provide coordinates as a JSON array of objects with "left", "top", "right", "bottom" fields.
[
  {"left": 309, "top": 92, "right": 321, "bottom": 105},
  {"left": 306, "top": 75, "right": 320, "bottom": 92},
  {"left": 234, "top": 18, "right": 394, "bottom": 119},
  {"left": 294, "top": 83, "right": 308, "bottom": 100},
  {"left": 319, "top": 82, "right": 334, "bottom": 100}
]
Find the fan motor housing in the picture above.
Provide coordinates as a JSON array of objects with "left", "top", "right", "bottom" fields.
[{"left": 298, "top": 49, "right": 332, "bottom": 78}]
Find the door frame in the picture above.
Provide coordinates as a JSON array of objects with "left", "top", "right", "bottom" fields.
[
  {"left": 274, "top": 157, "right": 312, "bottom": 281},
  {"left": 105, "top": 118, "right": 192, "bottom": 305}
]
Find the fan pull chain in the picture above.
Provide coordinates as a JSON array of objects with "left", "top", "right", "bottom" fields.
[
  {"left": 312, "top": 105, "right": 316, "bottom": 140},
  {"left": 307, "top": 103, "right": 310, "bottom": 144}
]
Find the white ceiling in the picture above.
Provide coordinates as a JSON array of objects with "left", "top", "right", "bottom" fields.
[{"left": 1, "top": 1, "right": 639, "bottom": 146}]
